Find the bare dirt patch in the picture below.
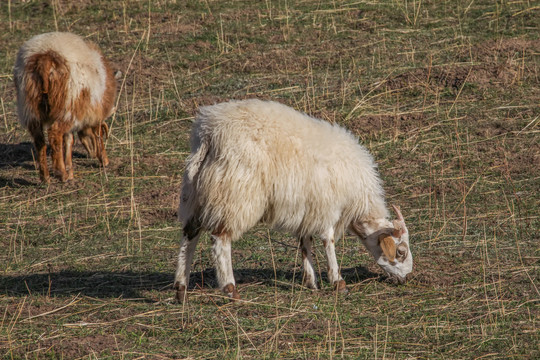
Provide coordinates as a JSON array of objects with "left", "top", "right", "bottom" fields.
[
  {"left": 26, "top": 334, "right": 123, "bottom": 359},
  {"left": 118, "top": 182, "right": 179, "bottom": 226},
  {"left": 386, "top": 38, "right": 538, "bottom": 92},
  {"left": 386, "top": 63, "right": 521, "bottom": 92},
  {"left": 490, "top": 142, "right": 540, "bottom": 177},
  {"left": 466, "top": 38, "right": 540, "bottom": 62},
  {"left": 114, "top": 51, "right": 171, "bottom": 92},
  {"left": 137, "top": 185, "right": 179, "bottom": 225},
  {"left": 411, "top": 251, "right": 472, "bottom": 288},
  {"left": 347, "top": 111, "right": 427, "bottom": 136}
]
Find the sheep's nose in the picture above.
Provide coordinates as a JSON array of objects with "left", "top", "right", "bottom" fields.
[{"left": 397, "top": 274, "right": 408, "bottom": 285}]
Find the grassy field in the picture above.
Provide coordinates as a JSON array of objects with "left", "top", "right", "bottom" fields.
[{"left": 0, "top": 0, "right": 538, "bottom": 358}]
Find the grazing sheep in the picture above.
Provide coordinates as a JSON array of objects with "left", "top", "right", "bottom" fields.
[
  {"left": 13, "top": 32, "right": 116, "bottom": 183},
  {"left": 174, "top": 99, "right": 413, "bottom": 301}
]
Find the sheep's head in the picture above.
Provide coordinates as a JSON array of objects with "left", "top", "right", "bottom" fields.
[
  {"left": 351, "top": 205, "right": 413, "bottom": 284},
  {"left": 78, "top": 123, "right": 109, "bottom": 166}
]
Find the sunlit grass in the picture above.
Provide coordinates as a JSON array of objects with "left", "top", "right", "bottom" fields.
[{"left": 0, "top": 0, "right": 538, "bottom": 358}]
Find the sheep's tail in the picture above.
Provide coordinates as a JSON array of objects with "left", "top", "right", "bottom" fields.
[
  {"left": 178, "top": 137, "right": 209, "bottom": 224},
  {"left": 20, "top": 50, "right": 69, "bottom": 124},
  {"left": 185, "top": 138, "right": 209, "bottom": 182}
]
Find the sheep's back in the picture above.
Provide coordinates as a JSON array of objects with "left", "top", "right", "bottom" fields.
[
  {"left": 14, "top": 32, "right": 110, "bottom": 130},
  {"left": 192, "top": 99, "right": 386, "bottom": 238}
]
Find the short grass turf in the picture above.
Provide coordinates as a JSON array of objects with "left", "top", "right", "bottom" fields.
[{"left": 0, "top": 0, "right": 538, "bottom": 359}]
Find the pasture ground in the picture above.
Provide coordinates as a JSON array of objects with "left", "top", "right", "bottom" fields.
[{"left": 0, "top": 0, "right": 538, "bottom": 358}]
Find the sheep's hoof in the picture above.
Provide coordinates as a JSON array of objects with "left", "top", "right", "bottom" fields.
[
  {"left": 223, "top": 283, "right": 241, "bottom": 301},
  {"left": 39, "top": 170, "right": 50, "bottom": 184},
  {"left": 334, "top": 280, "right": 348, "bottom": 294},
  {"left": 54, "top": 170, "right": 69, "bottom": 182},
  {"left": 174, "top": 282, "right": 188, "bottom": 303}
]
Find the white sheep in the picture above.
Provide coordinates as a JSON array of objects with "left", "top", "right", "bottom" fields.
[
  {"left": 13, "top": 32, "right": 116, "bottom": 183},
  {"left": 174, "top": 99, "right": 413, "bottom": 301}
]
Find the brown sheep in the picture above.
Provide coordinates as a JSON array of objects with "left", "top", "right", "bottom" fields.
[{"left": 13, "top": 32, "right": 116, "bottom": 183}]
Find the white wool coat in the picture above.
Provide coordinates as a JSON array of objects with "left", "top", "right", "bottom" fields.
[{"left": 180, "top": 99, "right": 389, "bottom": 240}]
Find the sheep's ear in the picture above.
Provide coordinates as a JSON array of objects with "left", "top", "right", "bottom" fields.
[
  {"left": 378, "top": 234, "right": 396, "bottom": 262},
  {"left": 392, "top": 220, "right": 405, "bottom": 238}
]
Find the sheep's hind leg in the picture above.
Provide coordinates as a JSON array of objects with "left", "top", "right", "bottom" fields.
[
  {"left": 300, "top": 236, "right": 317, "bottom": 290},
  {"left": 212, "top": 230, "right": 240, "bottom": 300},
  {"left": 174, "top": 218, "right": 202, "bottom": 302},
  {"left": 29, "top": 123, "right": 49, "bottom": 183},
  {"left": 322, "top": 228, "right": 348, "bottom": 294},
  {"left": 48, "top": 122, "right": 68, "bottom": 182}
]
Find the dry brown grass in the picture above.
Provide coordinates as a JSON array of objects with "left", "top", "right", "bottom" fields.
[{"left": 0, "top": 0, "right": 538, "bottom": 359}]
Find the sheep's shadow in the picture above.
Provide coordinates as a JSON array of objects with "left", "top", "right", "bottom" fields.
[
  {"left": 232, "top": 265, "right": 382, "bottom": 291},
  {"left": 0, "top": 271, "right": 172, "bottom": 301},
  {"left": 0, "top": 142, "right": 92, "bottom": 166},
  {"left": 0, "top": 142, "right": 38, "bottom": 187},
  {"left": 0, "top": 142, "right": 35, "bottom": 170},
  {"left": 0, "top": 266, "right": 382, "bottom": 300},
  {"left": 0, "top": 175, "right": 37, "bottom": 187},
  {"left": 0, "top": 142, "right": 98, "bottom": 187}
]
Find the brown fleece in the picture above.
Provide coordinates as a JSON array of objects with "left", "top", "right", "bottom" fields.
[
  {"left": 18, "top": 42, "right": 117, "bottom": 182},
  {"left": 23, "top": 51, "right": 70, "bottom": 181}
]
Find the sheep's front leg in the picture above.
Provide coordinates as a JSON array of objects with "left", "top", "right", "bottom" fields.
[
  {"left": 95, "top": 124, "right": 109, "bottom": 167},
  {"left": 211, "top": 231, "right": 240, "bottom": 300},
  {"left": 322, "top": 228, "right": 348, "bottom": 293},
  {"left": 63, "top": 133, "right": 74, "bottom": 181},
  {"left": 300, "top": 236, "right": 317, "bottom": 289},
  {"left": 174, "top": 219, "right": 201, "bottom": 302}
]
